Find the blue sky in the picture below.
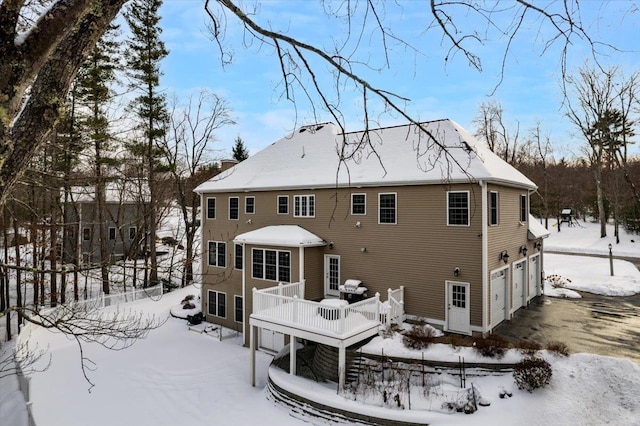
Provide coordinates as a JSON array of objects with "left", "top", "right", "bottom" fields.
[{"left": 153, "top": 0, "right": 639, "bottom": 160}]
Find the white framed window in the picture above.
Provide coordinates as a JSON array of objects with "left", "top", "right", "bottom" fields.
[
  {"left": 234, "top": 295, "right": 243, "bottom": 323},
  {"left": 489, "top": 191, "right": 499, "bottom": 226},
  {"left": 207, "top": 290, "right": 226, "bottom": 318},
  {"left": 351, "top": 193, "right": 366, "bottom": 215},
  {"left": 82, "top": 228, "right": 90, "bottom": 241},
  {"left": 108, "top": 227, "right": 116, "bottom": 240},
  {"left": 128, "top": 226, "right": 136, "bottom": 240},
  {"left": 245, "top": 196, "right": 255, "bottom": 214},
  {"left": 520, "top": 194, "right": 528, "bottom": 222},
  {"left": 206, "top": 197, "right": 216, "bottom": 220},
  {"left": 277, "top": 195, "right": 289, "bottom": 215},
  {"left": 208, "top": 241, "right": 226, "bottom": 268},
  {"left": 447, "top": 191, "right": 469, "bottom": 226},
  {"left": 293, "top": 195, "right": 315, "bottom": 217},
  {"left": 378, "top": 193, "right": 396, "bottom": 224},
  {"left": 252, "top": 248, "right": 291, "bottom": 282},
  {"left": 234, "top": 243, "right": 243, "bottom": 270},
  {"left": 229, "top": 197, "right": 239, "bottom": 220}
]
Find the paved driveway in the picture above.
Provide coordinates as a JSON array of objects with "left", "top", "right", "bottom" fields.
[{"left": 495, "top": 292, "right": 640, "bottom": 364}]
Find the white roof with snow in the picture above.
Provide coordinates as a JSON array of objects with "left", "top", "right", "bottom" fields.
[
  {"left": 233, "top": 225, "right": 326, "bottom": 247},
  {"left": 195, "top": 120, "right": 536, "bottom": 193},
  {"left": 528, "top": 214, "right": 551, "bottom": 239}
]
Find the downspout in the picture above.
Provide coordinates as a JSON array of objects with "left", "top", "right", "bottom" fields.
[
  {"left": 480, "top": 180, "right": 488, "bottom": 333},
  {"left": 241, "top": 242, "right": 246, "bottom": 340},
  {"left": 299, "top": 246, "right": 304, "bottom": 285}
]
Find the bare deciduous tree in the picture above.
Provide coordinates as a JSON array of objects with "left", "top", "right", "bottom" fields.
[{"left": 162, "top": 90, "right": 234, "bottom": 287}]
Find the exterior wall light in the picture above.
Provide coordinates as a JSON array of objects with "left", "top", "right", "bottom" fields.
[
  {"left": 453, "top": 267, "right": 460, "bottom": 277},
  {"left": 534, "top": 241, "right": 542, "bottom": 251},
  {"left": 500, "top": 250, "right": 510, "bottom": 264},
  {"left": 519, "top": 245, "right": 528, "bottom": 256},
  {"left": 328, "top": 242, "right": 334, "bottom": 249},
  {"left": 361, "top": 247, "right": 367, "bottom": 253}
]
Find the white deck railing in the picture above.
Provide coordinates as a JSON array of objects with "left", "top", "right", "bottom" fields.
[
  {"left": 252, "top": 282, "right": 404, "bottom": 338},
  {"left": 385, "top": 286, "right": 405, "bottom": 327}
]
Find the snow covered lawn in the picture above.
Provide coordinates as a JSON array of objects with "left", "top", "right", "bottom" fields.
[
  {"left": 17, "top": 286, "right": 640, "bottom": 426},
  {"left": 544, "top": 254, "right": 640, "bottom": 297}
]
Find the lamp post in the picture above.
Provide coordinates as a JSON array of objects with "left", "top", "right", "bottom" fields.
[{"left": 608, "top": 243, "right": 614, "bottom": 276}]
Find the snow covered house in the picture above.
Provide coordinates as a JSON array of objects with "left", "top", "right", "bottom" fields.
[
  {"left": 194, "top": 120, "right": 549, "bottom": 356},
  {"left": 62, "top": 182, "right": 148, "bottom": 265}
]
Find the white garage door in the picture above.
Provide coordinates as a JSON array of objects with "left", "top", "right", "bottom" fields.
[
  {"left": 512, "top": 260, "right": 526, "bottom": 311},
  {"left": 491, "top": 269, "right": 507, "bottom": 327},
  {"left": 529, "top": 254, "right": 541, "bottom": 300}
]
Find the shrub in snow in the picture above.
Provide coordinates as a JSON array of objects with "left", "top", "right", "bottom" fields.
[
  {"left": 183, "top": 302, "right": 196, "bottom": 309},
  {"left": 513, "top": 356, "right": 552, "bottom": 392},
  {"left": 517, "top": 339, "right": 542, "bottom": 355},
  {"left": 546, "top": 341, "right": 570, "bottom": 357},
  {"left": 181, "top": 294, "right": 195, "bottom": 303},
  {"left": 472, "top": 334, "right": 509, "bottom": 359},
  {"left": 402, "top": 324, "right": 436, "bottom": 350},
  {"left": 546, "top": 274, "right": 571, "bottom": 289}
]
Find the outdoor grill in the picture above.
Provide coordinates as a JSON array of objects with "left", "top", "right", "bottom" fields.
[{"left": 339, "top": 279, "right": 368, "bottom": 303}]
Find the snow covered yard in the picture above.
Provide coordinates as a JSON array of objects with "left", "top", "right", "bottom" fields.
[{"left": 11, "top": 285, "right": 640, "bottom": 426}]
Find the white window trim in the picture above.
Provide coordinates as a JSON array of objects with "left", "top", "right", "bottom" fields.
[
  {"left": 207, "top": 289, "right": 227, "bottom": 318},
  {"left": 245, "top": 196, "right": 255, "bottom": 214},
  {"left": 351, "top": 193, "right": 367, "bottom": 215},
  {"left": 520, "top": 194, "right": 528, "bottom": 223},
  {"left": 277, "top": 195, "right": 289, "bottom": 215},
  {"left": 234, "top": 295, "right": 243, "bottom": 324},
  {"left": 447, "top": 190, "right": 470, "bottom": 227},
  {"left": 208, "top": 240, "right": 226, "bottom": 268},
  {"left": 251, "top": 248, "right": 292, "bottom": 282},
  {"left": 293, "top": 194, "right": 315, "bottom": 218},
  {"left": 378, "top": 192, "right": 397, "bottom": 225},
  {"left": 229, "top": 196, "right": 239, "bottom": 220},
  {"left": 489, "top": 191, "right": 499, "bottom": 226},
  {"left": 206, "top": 197, "right": 216, "bottom": 220}
]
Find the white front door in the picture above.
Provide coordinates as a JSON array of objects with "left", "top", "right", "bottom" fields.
[
  {"left": 446, "top": 281, "right": 470, "bottom": 334},
  {"left": 529, "top": 254, "right": 541, "bottom": 299},
  {"left": 490, "top": 268, "right": 508, "bottom": 327},
  {"left": 512, "top": 260, "right": 526, "bottom": 312},
  {"left": 324, "top": 255, "right": 340, "bottom": 297}
]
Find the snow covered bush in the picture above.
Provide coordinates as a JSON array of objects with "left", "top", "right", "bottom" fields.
[
  {"left": 472, "top": 334, "right": 509, "bottom": 359},
  {"left": 402, "top": 324, "right": 436, "bottom": 349},
  {"left": 513, "top": 357, "right": 552, "bottom": 392},
  {"left": 546, "top": 274, "right": 572, "bottom": 288}
]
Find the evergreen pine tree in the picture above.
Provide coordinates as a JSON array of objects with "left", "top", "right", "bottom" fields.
[
  {"left": 76, "top": 24, "right": 121, "bottom": 294},
  {"left": 232, "top": 136, "right": 249, "bottom": 162},
  {"left": 124, "top": 0, "right": 169, "bottom": 287}
]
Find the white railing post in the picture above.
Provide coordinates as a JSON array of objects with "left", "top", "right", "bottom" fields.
[
  {"left": 278, "top": 282, "right": 283, "bottom": 296},
  {"left": 300, "top": 279, "right": 305, "bottom": 299},
  {"left": 252, "top": 287, "right": 258, "bottom": 313}
]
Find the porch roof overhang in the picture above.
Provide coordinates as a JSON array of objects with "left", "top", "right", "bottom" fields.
[
  {"left": 233, "top": 225, "right": 326, "bottom": 247},
  {"left": 528, "top": 214, "right": 551, "bottom": 240}
]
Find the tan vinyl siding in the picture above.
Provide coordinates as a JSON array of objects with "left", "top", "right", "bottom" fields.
[
  {"left": 200, "top": 182, "right": 533, "bottom": 335},
  {"left": 486, "top": 185, "right": 533, "bottom": 322}
]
